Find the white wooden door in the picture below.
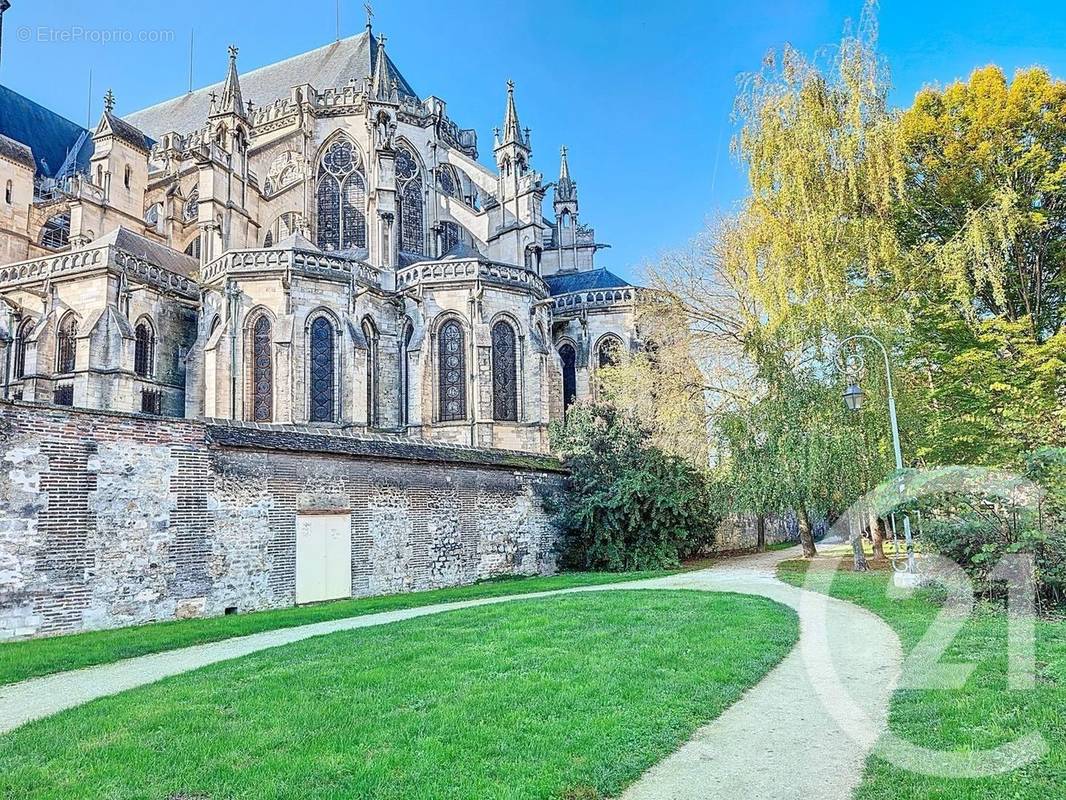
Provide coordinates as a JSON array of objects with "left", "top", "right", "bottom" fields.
[{"left": 295, "top": 513, "right": 352, "bottom": 604}]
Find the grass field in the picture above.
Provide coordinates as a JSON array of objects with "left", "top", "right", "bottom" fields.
[
  {"left": 0, "top": 590, "right": 797, "bottom": 800},
  {"left": 0, "top": 570, "right": 676, "bottom": 686},
  {"left": 778, "top": 558, "right": 1066, "bottom": 799}
]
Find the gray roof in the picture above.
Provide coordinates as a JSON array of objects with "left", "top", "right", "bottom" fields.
[
  {"left": 98, "top": 112, "right": 154, "bottom": 153},
  {"left": 93, "top": 227, "right": 199, "bottom": 279},
  {"left": 125, "top": 31, "right": 417, "bottom": 139},
  {"left": 0, "top": 132, "right": 35, "bottom": 170},
  {"left": 544, "top": 268, "right": 631, "bottom": 295},
  {"left": 0, "top": 84, "right": 92, "bottom": 177}
]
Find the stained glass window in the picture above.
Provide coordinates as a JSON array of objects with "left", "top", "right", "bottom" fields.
[
  {"left": 438, "top": 320, "right": 465, "bottom": 422},
  {"left": 400, "top": 323, "right": 413, "bottom": 426},
  {"left": 440, "top": 221, "right": 461, "bottom": 254},
  {"left": 491, "top": 321, "right": 518, "bottom": 421},
  {"left": 560, "top": 343, "right": 577, "bottom": 412},
  {"left": 183, "top": 188, "right": 199, "bottom": 223},
  {"left": 362, "top": 319, "right": 377, "bottom": 427},
  {"left": 134, "top": 320, "right": 154, "bottom": 378},
  {"left": 437, "top": 166, "right": 457, "bottom": 197},
  {"left": 315, "top": 136, "right": 367, "bottom": 251},
  {"left": 184, "top": 237, "right": 201, "bottom": 259},
  {"left": 309, "top": 316, "right": 334, "bottom": 422},
  {"left": 251, "top": 315, "right": 273, "bottom": 422},
  {"left": 56, "top": 314, "right": 78, "bottom": 373},
  {"left": 396, "top": 147, "right": 425, "bottom": 256},
  {"left": 13, "top": 319, "right": 31, "bottom": 379}
]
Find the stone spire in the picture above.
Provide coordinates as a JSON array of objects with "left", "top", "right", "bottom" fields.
[
  {"left": 556, "top": 145, "right": 577, "bottom": 202},
  {"left": 214, "top": 44, "right": 246, "bottom": 118},
  {"left": 497, "top": 80, "right": 528, "bottom": 148},
  {"left": 371, "top": 34, "right": 398, "bottom": 102}
]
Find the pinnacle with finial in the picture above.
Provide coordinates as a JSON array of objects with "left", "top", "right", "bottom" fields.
[{"left": 103, "top": 88, "right": 116, "bottom": 114}]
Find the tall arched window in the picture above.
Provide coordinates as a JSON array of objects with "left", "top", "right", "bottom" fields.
[
  {"left": 134, "top": 318, "right": 154, "bottom": 378},
  {"left": 399, "top": 322, "right": 413, "bottom": 426},
  {"left": 124, "top": 165, "right": 132, "bottom": 190},
  {"left": 491, "top": 320, "right": 518, "bottom": 421},
  {"left": 5, "top": 180, "right": 12, "bottom": 204},
  {"left": 396, "top": 146, "right": 424, "bottom": 256},
  {"left": 184, "top": 237, "right": 201, "bottom": 259},
  {"left": 315, "top": 135, "right": 367, "bottom": 251},
  {"left": 438, "top": 319, "right": 465, "bottom": 422},
  {"left": 40, "top": 213, "right": 70, "bottom": 250},
  {"left": 308, "top": 316, "right": 335, "bottom": 422},
  {"left": 56, "top": 313, "right": 78, "bottom": 373},
  {"left": 362, "top": 318, "right": 378, "bottom": 427},
  {"left": 13, "top": 319, "right": 32, "bottom": 379},
  {"left": 251, "top": 315, "right": 273, "bottom": 422},
  {"left": 559, "top": 342, "right": 577, "bottom": 412}
]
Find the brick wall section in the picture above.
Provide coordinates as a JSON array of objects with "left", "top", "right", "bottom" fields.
[{"left": 0, "top": 401, "right": 564, "bottom": 639}]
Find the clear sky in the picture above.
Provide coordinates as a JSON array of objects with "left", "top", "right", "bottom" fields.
[{"left": 2, "top": 0, "right": 1065, "bottom": 281}]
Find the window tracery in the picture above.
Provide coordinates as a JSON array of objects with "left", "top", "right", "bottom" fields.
[
  {"left": 134, "top": 319, "right": 154, "bottom": 378},
  {"left": 396, "top": 146, "right": 424, "bottom": 256},
  {"left": 56, "top": 314, "right": 78, "bottom": 373},
  {"left": 251, "top": 315, "right": 273, "bottom": 422},
  {"left": 438, "top": 319, "right": 465, "bottom": 421},
  {"left": 309, "top": 316, "right": 335, "bottom": 422},
  {"left": 491, "top": 321, "right": 518, "bottom": 421},
  {"left": 183, "top": 188, "right": 199, "bottom": 223},
  {"left": 315, "top": 136, "right": 367, "bottom": 251}
]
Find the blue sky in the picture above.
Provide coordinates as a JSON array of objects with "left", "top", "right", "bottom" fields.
[{"left": 2, "top": 1, "right": 1065, "bottom": 281}]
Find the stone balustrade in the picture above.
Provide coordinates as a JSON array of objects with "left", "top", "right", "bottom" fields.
[
  {"left": 200, "top": 247, "right": 383, "bottom": 288},
  {"left": 551, "top": 286, "right": 636, "bottom": 315},
  {"left": 0, "top": 244, "right": 197, "bottom": 299},
  {"left": 396, "top": 258, "right": 548, "bottom": 298}
]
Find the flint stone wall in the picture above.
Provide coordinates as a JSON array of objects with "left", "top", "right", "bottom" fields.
[{"left": 0, "top": 401, "right": 564, "bottom": 640}]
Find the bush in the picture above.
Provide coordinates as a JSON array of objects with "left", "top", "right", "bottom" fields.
[
  {"left": 549, "top": 404, "right": 719, "bottom": 571},
  {"left": 922, "top": 447, "right": 1066, "bottom": 609}
]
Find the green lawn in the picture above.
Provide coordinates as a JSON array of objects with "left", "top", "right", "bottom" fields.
[
  {"left": 0, "top": 570, "right": 676, "bottom": 686},
  {"left": 778, "top": 557, "right": 1066, "bottom": 799},
  {"left": 0, "top": 590, "right": 798, "bottom": 800}
]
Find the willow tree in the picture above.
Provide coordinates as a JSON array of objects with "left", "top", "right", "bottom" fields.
[{"left": 730, "top": 3, "right": 907, "bottom": 340}]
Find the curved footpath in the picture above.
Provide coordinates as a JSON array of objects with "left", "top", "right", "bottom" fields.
[{"left": 0, "top": 547, "right": 901, "bottom": 800}]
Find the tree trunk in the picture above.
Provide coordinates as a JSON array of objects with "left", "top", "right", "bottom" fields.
[
  {"left": 756, "top": 514, "right": 767, "bottom": 552},
  {"left": 869, "top": 509, "right": 886, "bottom": 561},
  {"left": 797, "top": 508, "right": 817, "bottom": 558},
  {"left": 850, "top": 510, "right": 868, "bottom": 572}
]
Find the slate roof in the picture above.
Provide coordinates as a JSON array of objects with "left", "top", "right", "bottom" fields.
[
  {"left": 98, "top": 112, "right": 154, "bottom": 153},
  {"left": 205, "top": 421, "right": 567, "bottom": 473},
  {"left": 93, "top": 227, "right": 200, "bottom": 279},
  {"left": 0, "top": 84, "right": 92, "bottom": 177},
  {"left": 0, "top": 132, "right": 35, "bottom": 170},
  {"left": 544, "top": 268, "right": 631, "bottom": 295},
  {"left": 125, "top": 31, "right": 418, "bottom": 139}
]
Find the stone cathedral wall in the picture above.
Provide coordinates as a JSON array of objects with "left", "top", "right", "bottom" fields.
[{"left": 0, "top": 402, "right": 564, "bottom": 640}]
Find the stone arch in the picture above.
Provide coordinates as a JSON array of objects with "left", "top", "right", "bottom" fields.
[
  {"left": 434, "top": 312, "right": 468, "bottom": 423},
  {"left": 133, "top": 315, "right": 155, "bottom": 378},
  {"left": 305, "top": 308, "right": 342, "bottom": 423}
]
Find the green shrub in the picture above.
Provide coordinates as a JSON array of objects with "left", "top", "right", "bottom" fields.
[
  {"left": 922, "top": 447, "right": 1066, "bottom": 608},
  {"left": 549, "top": 404, "right": 718, "bottom": 571}
]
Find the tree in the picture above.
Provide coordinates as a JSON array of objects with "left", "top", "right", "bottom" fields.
[
  {"left": 549, "top": 405, "right": 719, "bottom": 571},
  {"left": 897, "top": 66, "right": 1066, "bottom": 342},
  {"left": 595, "top": 292, "right": 712, "bottom": 467}
]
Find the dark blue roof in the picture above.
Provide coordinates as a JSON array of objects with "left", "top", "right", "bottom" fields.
[
  {"left": 544, "top": 268, "right": 631, "bottom": 295},
  {"left": 0, "top": 85, "right": 92, "bottom": 178}
]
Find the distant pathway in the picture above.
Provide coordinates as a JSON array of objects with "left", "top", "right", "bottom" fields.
[{"left": 0, "top": 548, "right": 901, "bottom": 800}]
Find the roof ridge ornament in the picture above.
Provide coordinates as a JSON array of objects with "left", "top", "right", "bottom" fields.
[{"left": 103, "top": 88, "right": 116, "bottom": 115}]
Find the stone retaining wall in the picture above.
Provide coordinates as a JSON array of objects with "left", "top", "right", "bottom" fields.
[{"left": 0, "top": 402, "right": 564, "bottom": 639}]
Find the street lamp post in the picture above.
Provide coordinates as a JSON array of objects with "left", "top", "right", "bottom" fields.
[{"left": 838, "top": 334, "right": 917, "bottom": 574}]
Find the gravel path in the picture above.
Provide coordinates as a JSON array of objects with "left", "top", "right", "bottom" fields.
[{"left": 0, "top": 548, "right": 901, "bottom": 800}]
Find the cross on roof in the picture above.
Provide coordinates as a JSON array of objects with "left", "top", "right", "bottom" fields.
[
  {"left": 103, "top": 89, "right": 116, "bottom": 114},
  {"left": 228, "top": 44, "right": 239, "bottom": 60},
  {"left": 364, "top": 2, "right": 374, "bottom": 27}
]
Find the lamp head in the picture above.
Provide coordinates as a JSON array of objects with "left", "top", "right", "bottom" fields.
[{"left": 843, "top": 383, "right": 865, "bottom": 412}]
